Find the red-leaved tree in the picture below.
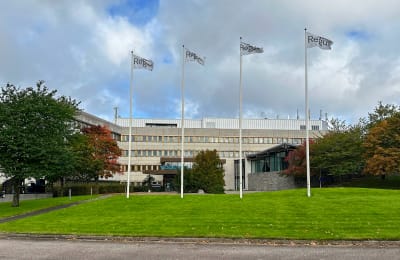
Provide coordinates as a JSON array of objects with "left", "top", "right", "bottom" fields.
[
  {"left": 81, "top": 125, "right": 122, "bottom": 179},
  {"left": 282, "top": 140, "right": 316, "bottom": 176}
]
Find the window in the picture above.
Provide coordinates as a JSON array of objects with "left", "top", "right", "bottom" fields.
[
  {"left": 300, "top": 125, "right": 306, "bottom": 130},
  {"left": 312, "top": 125, "right": 320, "bottom": 130},
  {"left": 293, "top": 138, "right": 302, "bottom": 144},
  {"left": 264, "top": 137, "right": 272, "bottom": 144}
]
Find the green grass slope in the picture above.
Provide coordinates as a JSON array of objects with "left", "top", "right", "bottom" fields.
[{"left": 0, "top": 188, "right": 399, "bottom": 240}]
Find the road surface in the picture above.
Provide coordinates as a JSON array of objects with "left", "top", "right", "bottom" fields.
[{"left": 0, "top": 238, "right": 399, "bottom": 259}]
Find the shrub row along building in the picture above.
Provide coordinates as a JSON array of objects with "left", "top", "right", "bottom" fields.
[{"left": 75, "top": 111, "right": 328, "bottom": 191}]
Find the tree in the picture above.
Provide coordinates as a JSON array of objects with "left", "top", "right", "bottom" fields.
[
  {"left": 0, "top": 82, "right": 78, "bottom": 206},
  {"left": 312, "top": 126, "right": 364, "bottom": 176},
  {"left": 363, "top": 113, "right": 400, "bottom": 178},
  {"left": 175, "top": 150, "right": 225, "bottom": 193},
  {"left": 67, "top": 133, "right": 101, "bottom": 182},
  {"left": 282, "top": 141, "right": 308, "bottom": 176},
  {"left": 329, "top": 117, "right": 349, "bottom": 131},
  {"left": 79, "top": 125, "right": 122, "bottom": 180},
  {"left": 191, "top": 150, "right": 225, "bottom": 193},
  {"left": 367, "top": 101, "right": 399, "bottom": 128}
]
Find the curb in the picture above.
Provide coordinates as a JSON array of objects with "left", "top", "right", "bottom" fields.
[{"left": 1, "top": 233, "right": 400, "bottom": 248}]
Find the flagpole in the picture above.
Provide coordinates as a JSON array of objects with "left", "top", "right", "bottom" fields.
[
  {"left": 127, "top": 51, "right": 134, "bottom": 199},
  {"left": 304, "top": 28, "right": 311, "bottom": 198},
  {"left": 180, "top": 45, "right": 185, "bottom": 199},
  {"left": 239, "top": 37, "right": 243, "bottom": 199}
]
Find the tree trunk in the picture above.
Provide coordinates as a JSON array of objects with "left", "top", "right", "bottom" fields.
[{"left": 12, "top": 180, "right": 20, "bottom": 207}]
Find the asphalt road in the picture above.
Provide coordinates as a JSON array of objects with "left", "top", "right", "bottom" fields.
[{"left": 1, "top": 238, "right": 399, "bottom": 260}]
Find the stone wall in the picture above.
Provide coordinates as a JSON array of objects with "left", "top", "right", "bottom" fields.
[{"left": 248, "top": 171, "right": 296, "bottom": 191}]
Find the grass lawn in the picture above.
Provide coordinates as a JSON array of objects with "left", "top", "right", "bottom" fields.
[
  {"left": 0, "top": 188, "right": 399, "bottom": 240},
  {"left": 0, "top": 195, "right": 97, "bottom": 218}
]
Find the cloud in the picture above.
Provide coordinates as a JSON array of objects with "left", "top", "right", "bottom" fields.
[{"left": 1, "top": 0, "right": 400, "bottom": 124}]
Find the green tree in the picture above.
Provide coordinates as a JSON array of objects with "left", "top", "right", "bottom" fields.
[
  {"left": 67, "top": 133, "right": 101, "bottom": 182},
  {"left": 363, "top": 113, "right": 400, "bottom": 178},
  {"left": 0, "top": 82, "right": 78, "bottom": 206},
  {"left": 191, "top": 150, "right": 225, "bottom": 193},
  {"left": 175, "top": 150, "right": 225, "bottom": 193},
  {"left": 312, "top": 125, "right": 364, "bottom": 176},
  {"left": 367, "top": 101, "right": 399, "bottom": 128},
  {"left": 174, "top": 168, "right": 199, "bottom": 193}
]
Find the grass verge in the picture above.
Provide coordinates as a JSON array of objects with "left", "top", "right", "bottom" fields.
[{"left": 0, "top": 188, "right": 399, "bottom": 240}]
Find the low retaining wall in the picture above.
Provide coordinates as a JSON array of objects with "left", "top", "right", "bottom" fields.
[
  {"left": 248, "top": 172, "right": 296, "bottom": 191},
  {"left": 0, "top": 193, "right": 52, "bottom": 203}
]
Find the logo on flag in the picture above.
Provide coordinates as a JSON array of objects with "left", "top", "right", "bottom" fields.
[
  {"left": 306, "top": 32, "right": 333, "bottom": 50},
  {"left": 185, "top": 49, "right": 205, "bottom": 65},
  {"left": 132, "top": 54, "right": 154, "bottom": 71},
  {"left": 240, "top": 42, "right": 263, "bottom": 56}
]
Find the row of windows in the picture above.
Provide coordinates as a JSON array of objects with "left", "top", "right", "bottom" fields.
[
  {"left": 300, "top": 125, "right": 320, "bottom": 130},
  {"left": 251, "top": 152, "right": 287, "bottom": 173},
  {"left": 121, "top": 150, "right": 257, "bottom": 158},
  {"left": 121, "top": 164, "right": 162, "bottom": 172},
  {"left": 121, "top": 135, "right": 305, "bottom": 145},
  {"left": 121, "top": 162, "right": 195, "bottom": 172}
]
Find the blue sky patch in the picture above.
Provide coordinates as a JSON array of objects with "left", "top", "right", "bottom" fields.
[
  {"left": 107, "top": 0, "right": 159, "bottom": 26},
  {"left": 162, "top": 54, "right": 173, "bottom": 64},
  {"left": 346, "top": 30, "right": 370, "bottom": 41}
]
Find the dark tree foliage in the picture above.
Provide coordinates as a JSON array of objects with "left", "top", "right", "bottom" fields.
[
  {"left": 67, "top": 133, "right": 100, "bottom": 182},
  {"left": 312, "top": 126, "right": 365, "bottom": 176},
  {"left": 0, "top": 82, "right": 78, "bottom": 206},
  {"left": 175, "top": 150, "right": 225, "bottom": 194}
]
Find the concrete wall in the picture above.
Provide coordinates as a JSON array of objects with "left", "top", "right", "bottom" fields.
[{"left": 248, "top": 171, "right": 296, "bottom": 191}]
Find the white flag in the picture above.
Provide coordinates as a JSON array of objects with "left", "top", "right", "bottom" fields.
[
  {"left": 185, "top": 49, "right": 205, "bottom": 65},
  {"left": 306, "top": 32, "right": 333, "bottom": 50},
  {"left": 132, "top": 54, "right": 154, "bottom": 71},
  {"left": 240, "top": 42, "right": 263, "bottom": 56}
]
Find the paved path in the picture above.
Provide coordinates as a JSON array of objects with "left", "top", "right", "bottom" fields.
[
  {"left": 0, "top": 194, "right": 113, "bottom": 224},
  {"left": 0, "top": 237, "right": 399, "bottom": 260}
]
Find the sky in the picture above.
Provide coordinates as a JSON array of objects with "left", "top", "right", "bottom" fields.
[{"left": 1, "top": 0, "right": 400, "bottom": 124}]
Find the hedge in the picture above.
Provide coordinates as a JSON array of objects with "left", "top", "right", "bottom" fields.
[{"left": 51, "top": 183, "right": 150, "bottom": 197}]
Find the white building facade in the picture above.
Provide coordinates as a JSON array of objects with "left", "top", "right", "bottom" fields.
[{"left": 76, "top": 112, "right": 328, "bottom": 191}]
